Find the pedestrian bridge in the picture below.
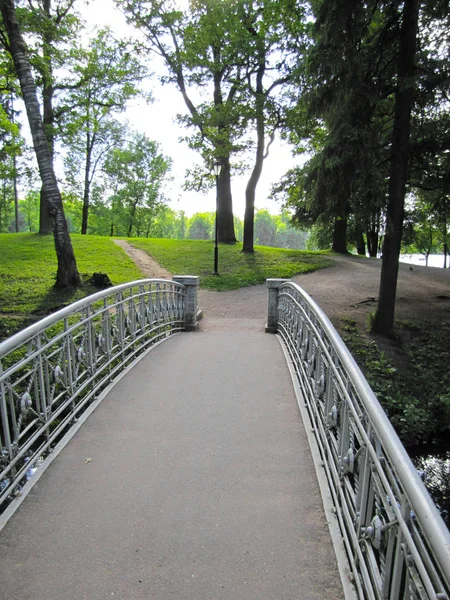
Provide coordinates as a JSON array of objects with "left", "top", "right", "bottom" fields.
[{"left": 0, "top": 277, "right": 449, "bottom": 600}]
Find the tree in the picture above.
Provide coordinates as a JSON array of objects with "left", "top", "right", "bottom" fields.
[
  {"left": 237, "top": 0, "right": 308, "bottom": 252},
  {"left": 0, "top": 50, "right": 23, "bottom": 232},
  {"left": 279, "top": 0, "right": 448, "bottom": 330},
  {"left": 0, "top": 0, "right": 80, "bottom": 286},
  {"left": 119, "top": 0, "right": 309, "bottom": 250},
  {"left": 187, "top": 212, "right": 214, "bottom": 240},
  {"left": 254, "top": 209, "right": 276, "bottom": 247},
  {"left": 61, "top": 28, "right": 146, "bottom": 234},
  {"left": 118, "top": 0, "right": 241, "bottom": 243},
  {"left": 405, "top": 195, "right": 442, "bottom": 266},
  {"left": 373, "top": 0, "right": 420, "bottom": 335},
  {"left": 101, "top": 131, "right": 171, "bottom": 238},
  {"left": 281, "top": 0, "right": 398, "bottom": 255},
  {"left": 13, "top": 0, "right": 84, "bottom": 234}
]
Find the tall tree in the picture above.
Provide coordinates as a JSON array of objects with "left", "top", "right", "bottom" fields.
[
  {"left": 237, "top": 0, "right": 307, "bottom": 252},
  {"left": 0, "top": 72, "right": 22, "bottom": 232},
  {"left": 61, "top": 28, "right": 146, "bottom": 234},
  {"left": 0, "top": 0, "right": 80, "bottom": 286},
  {"left": 16, "top": 0, "right": 84, "bottom": 234},
  {"left": 101, "top": 131, "right": 171, "bottom": 238},
  {"left": 372, "top": 0, "right": 420, "bottom": 335},
  {"left": 118, "top": 0, "right": 241, "bottom": 243}
]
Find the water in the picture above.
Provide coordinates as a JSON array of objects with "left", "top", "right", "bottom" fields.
[
  {"left": 413, "top": 451, "right": 450, "bottom": 527},
  {"left": 400, "top": 253, "right": 448, "bottom": 268}
]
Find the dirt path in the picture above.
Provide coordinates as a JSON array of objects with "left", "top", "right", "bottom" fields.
[
  {"left": 116, "top": 240, "right": 450, "bottom": 331},
  {"left": 199, "top": 254, "right": 450, "bottom": 331},
  {"left": 113, "top": 239, "right": 172, "bottom": 279}
]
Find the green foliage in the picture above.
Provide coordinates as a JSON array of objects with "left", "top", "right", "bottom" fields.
[
  {"left": 279, "top": 0, "right": 449, "bottom": 259},
  {"left": 187, "top": 212, "right": 214, "bottom": 240},
  {"left": 254, "top": 209, "right": 308, "bottom": 249},
  {"left": 100, "top": 131, "right": 172, "bottom": 238},
  {"left": 61, "top": 28, "right": 148, "bottom": 233},
  {"left": 342, "top": 319, "right": 450, "bottom": 448},
  {"left": 129, "top": 237, "right": 330, "bottom": 291}
]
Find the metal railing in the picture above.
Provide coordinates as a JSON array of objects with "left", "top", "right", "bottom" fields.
[
  {"left": 268, "top": 279, "right": 450, "bottom": 600},
  {"left": 0, "top": 278, "right": 196, "bottom": 514}
]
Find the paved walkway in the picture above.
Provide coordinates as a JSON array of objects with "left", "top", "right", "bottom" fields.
[{"left": 0, "top": 322, "right": 343, "bottom": 599}]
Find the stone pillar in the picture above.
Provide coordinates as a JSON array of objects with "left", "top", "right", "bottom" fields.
[
  {"left": 173, "top": 276, "right": 200, "bottom": 331},
  {"left": 265, "top": 279, "right": 289, "bottom": 333}
]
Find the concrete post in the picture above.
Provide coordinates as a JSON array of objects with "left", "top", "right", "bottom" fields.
[
  {"left": 173, "top": 276, "right": 200, "bottom": 331},
  {"left": 265, "top": 279, "right": 289, "bottom": 333}
]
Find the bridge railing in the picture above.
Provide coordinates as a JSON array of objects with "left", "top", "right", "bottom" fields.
[
  {"left": 0, "top": 276, "right": 199, "bottom": 515},
  {"left": 267, "top": 279, "right": 450, "bottom": 600}
]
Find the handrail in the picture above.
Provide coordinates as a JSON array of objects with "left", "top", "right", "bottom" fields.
[
  {"left": 268, "top": 279, "right": 450, "bottom": 600},
  {"left": 0, "top": 277, "right": 198, "bottom": 514},
  {"left": 0, "top": 279, "right": 176, "bottom": 355}
]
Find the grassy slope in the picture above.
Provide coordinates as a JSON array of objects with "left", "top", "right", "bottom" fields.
[
  {"left": 0, "top": 233, "right": 144, "bottom": 339},
  {"left": 0, "top": 234, "right": 330, "bottom": 340},
  {"left": 130, "top": 238, "right": 330, "bottom": 291}
]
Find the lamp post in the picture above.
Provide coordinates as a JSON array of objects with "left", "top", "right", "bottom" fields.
[{"left": 213, "top": 160, "right": 221, "bottom": 275}]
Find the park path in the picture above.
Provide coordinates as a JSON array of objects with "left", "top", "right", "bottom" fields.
[
  {"left": 0, "top": 329, "right": 344, "bottom": 599},
  {"left": 112, "top": 240, "right": 450, "bottom": 329},
  {"left": 113, "top": 239, "right": 172, "bottom": 279}
]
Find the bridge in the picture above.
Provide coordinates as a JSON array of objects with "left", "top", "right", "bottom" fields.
[{"left": 0, "top": 275, "right": 449, "bottom": 600}]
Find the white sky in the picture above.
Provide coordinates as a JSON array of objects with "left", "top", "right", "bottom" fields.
[{"left": 83, "top": 0, "right": 301, "bottom": 219}]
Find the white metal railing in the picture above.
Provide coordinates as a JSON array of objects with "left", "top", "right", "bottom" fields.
[
  {"left": 0, "top": 277, "right": 198, "bottom": 514},
  {"left": 267, "top": 279, "right": 450, "bottom": 600}
]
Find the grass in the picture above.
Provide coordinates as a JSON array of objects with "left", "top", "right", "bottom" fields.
[
  {"left": 340, "top": 317, "right": 450, "bottom": 448},
  {"left": 129, "top": 238, "right": 330, "bottom": 291},
  {"left": 0, "top": 234, "right": 330, "bottom": 341},
  {"left": 0, "top": 233, "right": 144, "bottom": 340}
]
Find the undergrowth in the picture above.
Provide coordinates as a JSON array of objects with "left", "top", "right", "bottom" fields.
[{"left": 341, "top": 317, "right": 450, "bottom": 448}]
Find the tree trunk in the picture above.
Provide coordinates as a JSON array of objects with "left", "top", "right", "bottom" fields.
[
  {"left": 243, "top": 43, "right": 265, "bottom": 254},
  {"left": 13, "top": 153, "right": 19, "bottom": 232},
  {"left": 212, "top": 52, "right": 236, "bottom": 244},
  {"left": 367, "top": 230, "right": 378, "bottom": 257},
  {"left": 10, "top": 93, "right": 19, "bottom": 232},
  {"left": 38, "top": 0, "right": 54, "bottom": 235},
  {"left": 81, "top": 130, "right": 92, "bottom": 235},
  {"left": 1, "top": 0, "right": 80, "bottom": 287},
  {"left": 373, "top": 0, "right": 419, "bottom": 335},
  {"left": 243, "top": 97, "right": 265, "bottom": 252},
  {"left": 332, "top": 217, "right": 347, "bottom": 253},
  {"left": 217, "top": 156, "right": 237, "bottom": 243},
  {"left": 128, "top": 201, "right": 139, "bottom": 237},
  {"left": 355, "top": 225, "right": 365, "bottom": 255},
  {"left": 39, "top": 188, "right": 53, "bottom": 234}
]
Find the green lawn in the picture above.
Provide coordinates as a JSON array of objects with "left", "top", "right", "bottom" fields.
[
  {"left": 0, "top": 233, "right": 144, "bottom": 340},
  {"left": 0, "top": 233, "right": 330, "bottom": 341},
  {"left": 129, "top": 238, "right": 330, "bottom": 291}
]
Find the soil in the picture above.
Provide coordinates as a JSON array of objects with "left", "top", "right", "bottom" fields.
[
  {"left": 116, "top": 244, "right": 450, "bottom": 335},
  {"left": 113, "top": 239, "right": 172, "bottom": 280}
]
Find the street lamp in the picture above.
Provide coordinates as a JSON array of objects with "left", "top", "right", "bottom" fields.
[{"left": 213, "top": 160, "right": 221, "bottom": 275}]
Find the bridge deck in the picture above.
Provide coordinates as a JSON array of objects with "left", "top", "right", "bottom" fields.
[{"left": 0, "top": 324, "right": 343, "bottom": 599}]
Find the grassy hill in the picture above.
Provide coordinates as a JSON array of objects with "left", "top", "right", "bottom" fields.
[{"left": 0, "top": 234, "right": 330, "bottom": 340}]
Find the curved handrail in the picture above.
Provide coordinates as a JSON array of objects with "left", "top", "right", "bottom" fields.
[
  {"left": 273, "top": 280, "right": 450, "bottom": 600},
  {"left": 0, "top": 278, "right": 187, "bottom": 513},
  {"left": 0, "top": 279, "right": 179, "bottom": 355}
]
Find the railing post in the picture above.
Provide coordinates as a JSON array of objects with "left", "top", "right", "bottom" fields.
[
  {"left": 173, "top": 276, "right": 200, "bottom": 331},
  {"left": 265, "top": 279, "right": 288, "bottom": 333}
]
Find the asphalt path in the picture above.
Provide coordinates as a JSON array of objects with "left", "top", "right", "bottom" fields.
[{"left": 0, "top": 330, "right": 343, "bottom": 600}]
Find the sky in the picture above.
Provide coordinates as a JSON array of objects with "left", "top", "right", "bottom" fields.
[{"left": 84, "top": 0, "right": 301, "bottom": 219}]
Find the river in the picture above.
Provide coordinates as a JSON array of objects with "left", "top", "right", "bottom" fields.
[{"left": 399, "top": 253, "right": 448, "bottom": 268}]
